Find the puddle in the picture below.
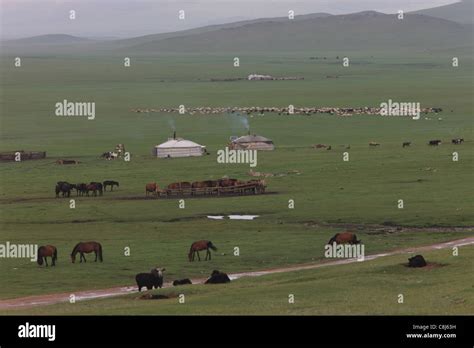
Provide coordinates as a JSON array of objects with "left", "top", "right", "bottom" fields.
[{"left": 207, "top": 215, "right": 260, "bottom": 220}]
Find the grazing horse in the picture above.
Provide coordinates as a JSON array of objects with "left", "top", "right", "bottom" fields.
[
  {"left": 103, "top": 180, "right": 119, "bottom": 191},
  {"left": 86, "top": 183, "right": 98, "bottom": 196},
  {"left": 328, "top": 232, "right": 361, "bottom": 245},
  {"left": 429, "top": 140, "right": 442, "bottom": 146},
  {"left": 145, "top": 182, "right": 159, "bottom": 196},
  {"left": 76, "top": 183, "right": 87, "bottom": 196},
  {"left": 188, "top": 240, "right": 217, "bottom": 262},
  {"left": 402, "top": 142, "right": 411, "bottom": 148},
  {"left": 71, "top": 241, "right": 103, "bottom": 263},
  {"left": 90, "top": 182, "right": 103, "bottom": 195},
  {"left": 55, "top": 182, "right": 72, "bottom": 198},
  {"left": 37, "top": 245, "right": 57, "bottom": 267}
]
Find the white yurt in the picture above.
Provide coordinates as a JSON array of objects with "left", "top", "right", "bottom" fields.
[
  {"left": 153, "top": 135, "right": 206, "bottom": 158},
  {"left": 230, "top": 134, "right": 275, "bottom": 151}
]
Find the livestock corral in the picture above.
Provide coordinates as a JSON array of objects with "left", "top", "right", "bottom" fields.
[{"left": 146, "top": 178, "right": 266, "bottom": 198}]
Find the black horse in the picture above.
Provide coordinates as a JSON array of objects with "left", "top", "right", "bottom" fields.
[
  {"left": 55, "top": 182, "right": 73, "bottom": 198},
  {"left": 103, "top": 180, "right": 119, "bottom": 191}
]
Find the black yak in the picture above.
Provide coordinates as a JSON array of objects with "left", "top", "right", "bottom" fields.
[
  {"left": 408, "top": 255, "right": 427, "bottom": 268},
  {"left": 173, "top": 278, "right": 192, "bottom": 286},
  {"left": 205, "top": 270, "right": 231, "bottom": 284},
  {"left": 135, "top": 267, "right": 165, "bottom": 291}
]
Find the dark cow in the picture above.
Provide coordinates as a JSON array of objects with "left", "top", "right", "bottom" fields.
[
  {"left": 408, "top": 255, "right": 427, "bottom": 268},
  {"left": 429, "top": 140, "right": 442, "bottom": 146},
  {"left": 402, "top": 142, "right": 411, "bottom": 148},
  {"left": 135, "top": 267, "right": 165, "bottom": 292},
  {"left": 173, "top": 278, "right": 192, "bottom": 286},
  {"left": 328, "top": 232, "right": 361, "bottom": 245},
  {"left": 205, "top": 270, "right": 231, "bottom": 284},
  {"left": 452, "top": 138, "right": 464, "bottom": 145}
]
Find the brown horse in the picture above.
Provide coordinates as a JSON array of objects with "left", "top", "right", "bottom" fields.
[
  {"left": 191, "top": 180, "right": 218, "bottom": 195},
  {"left": 71, "top": 241, "right": 103, "bottom": 263},
  {"left": 167, "top": 182, "right": 192, "bottom": 195},
  {"left": 145, "top": 182, "right": 159, "bottom": 196},
  {"left": 188, "top": 240, "right": 217, "bottom": 262},
  {"left": 328, "top": 232, "right": 361, "bottom": 245},
  {"left": 37, "top": 245, "right": 57, "bottom": 266},
  {"left": 86, "top": 183, "right": 98, "bottom": 196}
]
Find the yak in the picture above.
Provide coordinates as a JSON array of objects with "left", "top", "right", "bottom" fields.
[
  {"left": 205, "top": 270, "right": 231, "bottom": 284},
  {"left": 408, "top": 255, "right": 427, "bottom": 268},
  {"left": 173, "top": 278, "right": 192, "bottom": 286},
  {"left": 135, "top": 267, "right": 166, "bottom": 292}
]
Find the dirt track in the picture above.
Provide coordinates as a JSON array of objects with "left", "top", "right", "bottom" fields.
[{"left": 0, "top": 236, "right": 472, "bottom": 310}]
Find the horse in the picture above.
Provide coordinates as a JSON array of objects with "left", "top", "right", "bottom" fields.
[
  {"left": 86, "top": 183, "right": 98, "bottom": 196},
  {"left": 55, "top": 182, "right": 72, "bottom": 198},
  {"left": 76, "top": 183, "right": 87, "bottom": 196},
  {"left": 167, "top": 182, "right": 192, "bottom": 195},
  {"left": 369, "top": 142, "right": 380, "bottom": 147},
  {"left": 429, "top": 140, "right": 442, "bottom": 146},
  {"left": 90, "top": 182, "right": 103, "bottom": 195},
  {"left": 328, "top": 232, "right": 361, "bottom": 245},
  {"left": 145, "top": 182, "right": 159, "bottom": 196},
  {"left": 402, "top": 142, "right": 411, "bottom": 148},
  {"left": 37, "top": 245, "right": 58, "bottom": 267},
  {"left": 452, "top": 138, "right": 464, "bottom": 144},
  {"left": 188, "top": 240, "right": 217, "bottom": 262},
  {"left": 103, "top": 180, "right": 119, "bottom": 191},
  {"left": 71, "top": 241, "right": 103, "bottom": 263},
  {"left": 218, "top": 178, "right": 238, "bottom": 187}
]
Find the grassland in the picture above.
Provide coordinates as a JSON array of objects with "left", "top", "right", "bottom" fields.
[
  {"left": 3, "top": 245, "right": 473, "bottom": 315},
  {"left": 0, "top": 49, "right": 473, "bottom": 313}
]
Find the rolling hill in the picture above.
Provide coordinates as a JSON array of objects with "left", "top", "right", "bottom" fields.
[
  {"left": 412, "top": 0, "right": 474, "bottom": 24},
  {"left": 121, "top": 11, "right": 471, "bottom": 53}
]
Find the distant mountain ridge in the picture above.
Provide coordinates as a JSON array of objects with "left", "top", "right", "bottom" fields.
[
  {"left": 2, "top": 6, "right": 472, "bottom": 55},
  {"left": 412, "top": 0, "right": 474, "bottom": 24}
]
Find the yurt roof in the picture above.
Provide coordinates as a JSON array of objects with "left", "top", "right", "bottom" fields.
[
  {"left": 156, "top": 138, "right": 204, "bottom": 149},
  {"left": 233, "top": 135, "right": 273, "bottom": 143}
]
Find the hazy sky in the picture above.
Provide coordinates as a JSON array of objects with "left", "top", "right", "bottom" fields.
[{"left": 0, "top": 0, "right": 460, "bottom": 39}]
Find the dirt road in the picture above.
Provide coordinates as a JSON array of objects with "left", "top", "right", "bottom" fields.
[{"left": 1, "top": 236, "right": 472, "bottom": 310}]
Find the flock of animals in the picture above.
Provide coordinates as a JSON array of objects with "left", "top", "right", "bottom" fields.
[
  {"left": 55, "top": 180, "right": 119, "bottom": 197},
  {"left": 36, "top": 239, "right": 230, "bottom": 292},
  {"left": 312, "top": 138, "right": 465, "bottom": 150},
  {"left": 36, "top": 231, "right": 429, "bottom": 296},
  {"left": 131, "top": 106, "right": 443, "bottom": 117},
  {"left": 145, "top": 178, "right": 266, "bottom": 197}
]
